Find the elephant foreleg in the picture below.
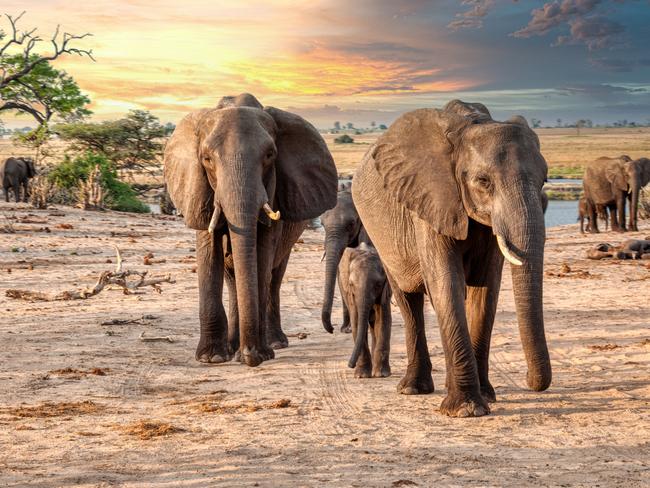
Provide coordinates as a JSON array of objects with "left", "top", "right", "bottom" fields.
[
  {"left": 340, "top": 289, "right": 351, "bottom": 333},
  {"left": 224, "top": 250, "right": 239, "bottom": 356},
  {"left": 255, "top": 222, "right": 278, "bottom": 361},
  {"left": 349, "top": 297, "right": 372, "bottom": 378},
  {"left": 371, "top": 301, "right": 391, "bottom": 378},
  {"left": 465, "top": 239, "right": 503, "bottom": 403},
  {"left": 421, "top": 238, "right": 488, "bottom": 417},
  {"left": 195, "top": 230, "right": 230, "bottom": 363},
  {"left": 386, "top": 270, "right": 433, "bottom": 395},
  {"left": 11, "top": 177, "right": 20, "bottom": 203},
  {"left": 266, "top": 254, "right": 289, "bottom": 349},
  {"left": 22, "top": 180, "right": 29, "bottom": 202}
]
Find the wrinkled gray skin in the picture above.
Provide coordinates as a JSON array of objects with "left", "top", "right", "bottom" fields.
[
  {"left": 582, "top": 155, "right": 640, "bottom": 233},
  {"left": 624, "top": 158, "right": 650, "bottom": 231},
  {"left": 320, "top": 183, "right": 372, "bottom": 333},
  {"left": 352, "top": 100, "right": 551, "bottom": 417},
  {"left": 578, "top": 196, "right": 608, "bottom": 233},
  {"left": 338, "top": 243, "right": 391, "bottom": 378},
  {"left": 588, "top": 239, "right": 650, "bottom": 260},
  {"left": 1, "top": 157, "right": 36, "bottom": 202},
  {"left": 164, "top": 93, "right": 337, "bottom": 366}
]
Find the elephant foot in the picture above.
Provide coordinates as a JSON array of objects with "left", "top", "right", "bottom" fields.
[
  {"left": 372, "top": 364, "right": 391, "bottom": 378},
  {"left": 195, "top": 339, "right": 232, "bottom": 364},
  {"left": 266, "top": 328, "right": 289, "bottom": 350},
  {"left": 397, "top": 368, "right": 434, "bottom": 395},
  {"left": 480, "top": 382, "right": 496, "bottom": 403},
  {"left": 340, "top": 323, "right": 352, "bottom": 334},
  {"left": 259, "top": 344, "right": 276, "bottom": 361},
  {"left": 440, "top": 390, "right": 490, "bottom": 417},
  {"left": 354, "top": 364, "right": 372, "bottom": 378},
  {"left": 238, "top": 346, "right": 264, "bottom": 367}
]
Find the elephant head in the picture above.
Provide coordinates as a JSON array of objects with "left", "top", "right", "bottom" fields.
[
  {"left": 22, "top": 158, "right": 36, "bottom": 178},
  {"left": 623, "top": 157, "right": 650, "bottom": 231},
  {"left": 164, "top": 93, "right": 337, "bottom": 358},
  {"left": 372, "top": 99, "right": 551, "bottom": 391},
  {"left": 320, "top": 186, "right": 365, "bottom": 333}
]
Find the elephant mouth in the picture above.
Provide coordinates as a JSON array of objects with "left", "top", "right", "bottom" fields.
[{"left": 207, "top": 199, "right": 280, "bottom": 233}]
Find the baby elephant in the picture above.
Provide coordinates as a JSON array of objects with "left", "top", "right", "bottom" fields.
[{"left": 338, "top": 243, "right": 392, "bottom": 378}]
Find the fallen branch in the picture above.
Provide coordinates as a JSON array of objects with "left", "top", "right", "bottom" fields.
[
  {"left": 138, "top": 332, "right": 174, "bottom": 343},
  {"left": 5, "top": 247, "right": 175, "bottom": 301}
]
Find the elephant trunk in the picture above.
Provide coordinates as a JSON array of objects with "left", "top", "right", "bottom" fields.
[
  {"left": 495, "top": 186, "right": 552, "bottom": 392},
  {"left": 321, "top": 234, "right": 346, "bottom": 333},
  {"left": 348, "top": 294, "right": 372, "bottom": 368}
]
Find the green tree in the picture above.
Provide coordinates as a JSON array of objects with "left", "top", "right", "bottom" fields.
[
  {"left": 55, "top": 110, "right": 165, "bottom": 173},
  {"left": 0, "top": 54, "right": 91, "bottom": 125}
]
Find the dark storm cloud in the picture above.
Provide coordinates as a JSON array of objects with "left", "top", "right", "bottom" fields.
[
  {"left": 555, "top": 16, "right": 625, "bottom": 50},
  {"left": 513, "top": 0, "right": 602, "bottom": 38}
]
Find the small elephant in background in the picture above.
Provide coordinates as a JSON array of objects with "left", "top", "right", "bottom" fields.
[
  {"left": 338, "top": 243, "right": 392, "bottom": 378},
  {"left": 578, "top": 196, "right": 608, "bottom": 233},
  {"left": 1, "top": 157, "right": 36, "bottom": 202},
  {"left": 587, "top": 239, "right": 650, "bottom": 260}
]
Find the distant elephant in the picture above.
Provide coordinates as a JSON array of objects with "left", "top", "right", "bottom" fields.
[
  {"left": 624, "top": 157, "right": 650, "bottom": 231},
  {"left": 587, "top": 239, "right": 650, "bottom": 260},
  {"left": 1, "top": 157, "right": 36, "bottom": 202},
  {"left": 578, "top": 196, "right": 608, "bottom": 233},
  {"left": 164, "top": 93, "right": 337, "bottom": 366},
  {"left": 320, "top": 182, "right": 372, "bottom": 333},
  {"left": 583, "top": 156, "right": 633, "bottom": 233},
  {"left": 352, "top": 100, "right": 552, "bottom": 417},
  {"left": 338, "top": 243, "right": 392, "bottom": 378}
]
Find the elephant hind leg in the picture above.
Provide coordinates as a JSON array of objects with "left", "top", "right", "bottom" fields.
[
  {"left": 387, "top": 273, "right": 433, "bottom": 395},
  {"left": 371, "top": 302, "right": 391, "bottom": 378}
]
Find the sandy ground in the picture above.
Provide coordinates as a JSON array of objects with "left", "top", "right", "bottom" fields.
[{"left": 0, "top": 202, "right": 649, "bottom": 488}]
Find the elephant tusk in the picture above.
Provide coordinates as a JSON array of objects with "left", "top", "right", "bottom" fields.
[
  {"left": 263, "top": 202, "right": 281, "bottom": 221},
  {"left": 497, "top": 235, "right": 523, "bottom": 266},
  {"left": 320, "top": 251, "right": 326, "bottom": 262},
  {"left": 208, "top": 203, "right": 221, "bottom": 233}
]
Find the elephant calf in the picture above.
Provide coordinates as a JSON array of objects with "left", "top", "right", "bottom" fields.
[
  {"left": 587, "top": 239, "right": 650, "bottom": 260},
  {"left": 338, "top": 243, "right": 392, "bottom": 378},
  {"left": 1, "top": 157, "right": 36, "bottom": 203},
  {"left": 578, "top": 196, "right": 608, "bottom": 234}
]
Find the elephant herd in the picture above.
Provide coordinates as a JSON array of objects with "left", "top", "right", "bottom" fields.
[
  {"left": 579, "top": 155, "right": 650, "bottom": 233},
  {"left": 163, "top": 93, "right": 552, "bottom": 418}
]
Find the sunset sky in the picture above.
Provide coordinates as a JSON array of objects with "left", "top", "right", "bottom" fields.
[{"left": 2, "top": 0, "right": 650, "bottom": 128}]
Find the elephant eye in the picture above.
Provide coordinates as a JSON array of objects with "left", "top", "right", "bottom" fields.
[
  {"left": 265, "top": 148, "right": 276, "bottom": 160},
  {"left": 476, "top": 174, "right": 491, "bottom": 189}
]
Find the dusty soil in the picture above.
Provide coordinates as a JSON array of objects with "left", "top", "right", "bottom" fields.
[{"left": 0, "top": 202, "right": 648, "bottom": 487}]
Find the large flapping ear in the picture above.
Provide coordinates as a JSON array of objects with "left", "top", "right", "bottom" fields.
[
  {"left": 264, "top": 107, "right": 338, "bottom": 221},
  {"left": 163, "top": 110, "right": 214, "bottom": 230},
  {"left": 605, "top": 160, "right": 628, "bottom": 192},
  {"left": 373, "top": 108, "right": 471, "bottom": 240},
  {"left": 24, "top": 158, "right": 36, "bottom": 178},
  {"left": 635, "top": 158, "right": 650, "bottom": 186}
]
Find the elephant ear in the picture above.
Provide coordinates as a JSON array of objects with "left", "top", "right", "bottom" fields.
[
  {"left": 24, "top": 159, "right": 36, "bottom": 178},
  {"left": 373, "top": 108, "right": 471, "bottom": 240},
  {"left": 444, "top": 99, "right": 492, "bottom": 122},
  {"left": 605, "top": 162, "right": 628, "bottom": 192},
  {"left": 264, "top": 107, "right": 338, "bottom": 221},
  {"left": 163, "top": 110, "right": 214, "bottom": 230},
  {"left": 637, "top": 158, "right": 650, "bottom": 186}
]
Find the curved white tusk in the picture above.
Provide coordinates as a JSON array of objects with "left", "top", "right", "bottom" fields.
[
  {"left": 320, "top": 251, "right": 326, "bottom": 262},
  {"left": 263, "top": 202, "right": 281, "bottom": 221},
  {"left": 208, "top": 204, "right": 221, "bottom": 233},
  {"left": 497, "top": 235, "right": 523, "bottom": 266}
]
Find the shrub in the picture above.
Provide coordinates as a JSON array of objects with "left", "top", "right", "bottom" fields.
[
  {"left": 48, "top": 152, "right": 150, "bottom": 213},
  {"left": 334, "top": 134, "right": 354, "bottom": 144}
]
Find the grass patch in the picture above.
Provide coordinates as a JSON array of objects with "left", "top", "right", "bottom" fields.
[
  {"left": 2, "top": 400, "right": 103, "bottom": 419},
  {"left": 116, "top": 420, "right": 185, "bottom": 440},
  {"left": 547, "top": 165, "right": 584, "bottom": 179}
]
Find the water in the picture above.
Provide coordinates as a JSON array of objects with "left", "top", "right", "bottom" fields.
[
  {"left": 548, "top": 178, "right": 582, "bottom": 186},
  {"left": 545, "top": 200, "right": 578, "bottom": 228}
]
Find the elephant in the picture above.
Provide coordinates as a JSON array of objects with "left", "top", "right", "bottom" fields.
[
  {"left": 583, "top": 155, "right": 634, "bottom": 233},
  {"left": 624, "top": 157, "right": 650, "bottom": 231},
  {"left": 352, "top": 100, "right": 552, "bottom": 417},
  {"left": 338, "top": 242, "right": 392, "bottom": 378},
  {"left": 578, "top": 196, "right": 608, "bottom": 233},
  {"left": 164, "top": 93, "right": 337, "bottom": 366},
  {"left": 1, "top": 157, "right": 36, "bottom": 203},
  {"left": 587, "top": 239, "right": 650, "bottom": 260},
  {"left": 320, "top": 182, "right": 372, "bottom": 334}
]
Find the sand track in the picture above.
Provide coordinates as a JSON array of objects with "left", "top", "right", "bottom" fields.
[{"left": 0, "top": 201, "right": 648, "bottom": 487}]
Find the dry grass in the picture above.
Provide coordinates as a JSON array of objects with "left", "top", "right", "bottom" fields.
[
  {"left": 1, "top": 400, "right": 103, "bottom": 419},
  {"left": 48, "top": 367, "right": 108, "bottom": 378},
  {"left": 115, "top": 420, "right": 185, "bottom": 440},
  {"left": 192, "top": 393, "right": 292, "bottom": 414}
]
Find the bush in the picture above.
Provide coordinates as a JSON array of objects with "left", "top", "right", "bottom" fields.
[
  {"left": 48, "top": 152, "right": 150, "bottom": 213},
  {"left": 334, "top": 134, "right": 354, "bottom": 144}
]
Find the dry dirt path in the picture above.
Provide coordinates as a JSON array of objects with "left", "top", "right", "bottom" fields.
[{"left": 0, "top": 202, "right": 648, "bottom": 487}]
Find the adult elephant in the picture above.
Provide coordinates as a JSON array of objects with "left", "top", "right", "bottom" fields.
[
  {"left": 582, "top": 156, "right": 632, "bottom": 233},
  {"left": 625, "top": 157, "right": 650, "bottom": 231},
  {"left": 320, "top": 183, "right": 371, "bottom": 333},
  {"left": 352, "top": 100, "right": 551, "bottom": 417},
  {"left": 1, "top": 157, "right": 36, "bottom": 202},
  {"left": 164, "top": 93, "right": 337, "bottom": 366}
]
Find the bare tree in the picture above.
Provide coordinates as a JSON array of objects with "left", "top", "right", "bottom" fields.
[{"left": 0, "top": 11, "right": 94, "bottom": 90}]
